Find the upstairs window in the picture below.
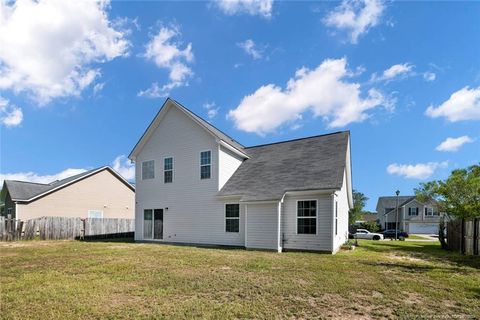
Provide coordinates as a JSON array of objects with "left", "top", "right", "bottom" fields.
[
  {"left": 297, "top": 200, "right": 317, "bottom": 234},
  {"left": 142, "top": 160, "right": 155, "bottom": 180},
  {"left": 164, "top": 157, "right": 173, "bottom": 183},
  {"left": 225, "top": 204, "right": 240, "bottom": 233},
  {"left": 408, "top": 207, "right": 419, "bottom": 216},
  {"left": 200, "top": 151, "right": 211, "bottom": 180},
  {"left": 425, "top": 207, "right": 438, "bottom": 216}
]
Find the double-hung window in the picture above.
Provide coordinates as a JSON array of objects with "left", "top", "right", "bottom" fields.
[
  {"left": 164, "top": 157, "right": 173, "bottom": 183},
  {"left": 200, "top": 151, "right": 211, "bottom": 179},
  {"left": 297, "top": 200, "right": 317, "bottom": 234},
  {"left": 408, "top": 207, "right": 419, "bottom": 216},
  {"left": 225, "top": 204, "right": 239, "bottom": 233},
  {"left": 142, "top": 160, "right": 155, "bottom": 180},
  {"left": 425, "top": 207, "right": 437, "bottom": 216}
]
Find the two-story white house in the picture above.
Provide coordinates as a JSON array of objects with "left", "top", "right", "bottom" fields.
[
  {"left": 376, "top": 196, "right": 441, "bottom": 234},
  {"left": 129, "top": 98, "right": 353, "bottom": 253}
]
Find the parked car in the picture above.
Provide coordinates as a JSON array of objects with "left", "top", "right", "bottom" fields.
[
  {"left": 382, "top": 229, "right": 409, "bottom": 239},
  {"left": 352, "top": 229, "right": 384, "bottom": 240}
]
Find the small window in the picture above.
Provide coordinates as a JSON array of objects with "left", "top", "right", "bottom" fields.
[
  {"left": 142, "top": 160, "right": 155, "bottom": 180},
  {"left": 425, "top": 207, "right": 437, "bottom": 216},
  {"left": 297, "top": 200, "right": 317, "bottom": 234},
  {"left": 164, "top": 157, "right": 173, "bottom": 183},
  {"left": 408, "top": 207, "right": 419, "bottom": 216},
  {"left": 335, "top": 201, "right": 338, "bottom": 236},
  {"left": 88, "top": 210, "right": 103, "bottom": 218},
  {"left": 200, "top": 151, "right": 211, "bottom": 180},
  {"left": 225, "top": 204, "right": 240, "bottom": 233}
]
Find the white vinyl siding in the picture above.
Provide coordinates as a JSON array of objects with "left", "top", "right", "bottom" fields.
[
  {"left": 282, "top": 193, "right": 334, "bottom": 252},
  {"left": 218, "top": 145, "right": 243, "bottom": 190},
  {"left": 142, "top": 160, "right": 155, "bottom": 180},
  {"left": 332, "top": 170, "right": 350, "bottom": 251},
  {"left": 246, "top": 203, "right": 278, "bottom": 250},
  {"left": 134, "top": 105, "right": 244, "bottom": 245}
]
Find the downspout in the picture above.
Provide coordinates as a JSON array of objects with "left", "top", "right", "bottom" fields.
[
  {"left": 245, "top": 204, "right": 248, "bottom": 248},
  {"left": 402, "top": 207, "right": 405, "bottom": 231},
  {"left": 277, "top": 194, "right": 286, "bottom": 253}
]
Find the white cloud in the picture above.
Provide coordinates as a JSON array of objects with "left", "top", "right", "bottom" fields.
[
  {"left": 0, "top": 0, "right": 129, "bottom": 105},
  {"left": 387, "top": 161, "right": 448, "bottom": 180},
  {"left": 323, "top": 0, "right": 385, "bottom": 44},
  {"left": 436, "top": 136, "right": 474, "bottom": 152},
  {"left": 0, "top": 168, "right": 87, "bottom": 186},
  {"left": 228, "top": 58, "right": 393, "bottom": 135},
  {"left": 0, "top": 154, "right": 135, "bottom": 186},
  {"left": 112, "top": 155, "right": 135, "bottom": 181},
  {"left": 203, "top": 102, "right": 219, "bottom": 119},
  {"left": 237, "top": 39, "right": 263, "bottom": 59},
  {"left": 0, "top": 96, "right": 23, "bottom": 127},
  {"left": 371, "top": 63, "right": 414, "bottom": 82},
  {"left": 139, "top": 25, "right": 194, "bottom": 98},
  {"left": 93, "top": 82, "right": 106, "bottom": 96},
  {"left": 423, "top": 72, "right": 436, "bottom": 82},
  {"left": 214, "top": 0, "right": 273, "bottom": 18},
  {"left": 426, "top": 86, "right": 480, "bottom": 122}
]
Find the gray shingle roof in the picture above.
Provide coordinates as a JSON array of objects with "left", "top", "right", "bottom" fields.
[
  {"left": 218, "top": 131, "right": 350, "bottom": 201},
  {"left": 4, "top": 167, "right": 133, "bottom": 202},
  {"left": 5, "top": 168, "right": 99, "bottom": 201}
]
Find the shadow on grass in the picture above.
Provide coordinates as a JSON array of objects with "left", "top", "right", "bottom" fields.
[
  {"left": 80, "top": 237, "right": 135, "bottom": 243},
  {"left": 359, "top": 240, "right": 480, "bottom": 270}
]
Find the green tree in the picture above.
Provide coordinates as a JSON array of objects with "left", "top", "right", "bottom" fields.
[
  {"left": 415, "top": 163, "right": 480, "bottom": 219},
  {"left": 349, "top": 190, "right": 368, "bottom": 225},
  {"left": 415, "top": 163, "right": 480, "bottom": 248}
]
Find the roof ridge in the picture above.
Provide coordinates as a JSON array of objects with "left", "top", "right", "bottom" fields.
[
  {"left": 245, "top": 131, "right": 349, "bottom": 149},
  {"left": 5, "top": 180, "right": 49, "bottom": 186}
]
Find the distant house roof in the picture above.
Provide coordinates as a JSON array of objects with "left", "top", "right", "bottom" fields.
[
  {"left": 218, "top": 131, "right": 350, "bottom": 202},
  {"left": 129, "top": 98, "right": 246, "bottom": 160},
  {"left": 376, "top": 196, "right": 438, "bottom": 216},
  {"left": 3, "top": 166, "right": 134, "bottom": 202}
]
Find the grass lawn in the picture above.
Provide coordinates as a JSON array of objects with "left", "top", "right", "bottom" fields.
[
  {"left": 1, "top": 239, "right": 478, "bottom": 319},
  {"left": 407, "top": 235, "right": 432, "bottom": 240}
]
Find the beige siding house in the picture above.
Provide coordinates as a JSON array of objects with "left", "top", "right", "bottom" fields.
[
  {"left": 129, "top": 98, "right": 353, "bottom": 253},
  {"left": 0, "top": 167, "right": 135, "bottom": 221}
]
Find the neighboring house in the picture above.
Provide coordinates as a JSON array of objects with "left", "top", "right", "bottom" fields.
[
  {"left": 129, "top": 98, "right": 353, "bottom": 253},
  {"left": 376, "top": 196, "right": 441, "bottom": 234},
  {"left": 0, "top": 166, "right": 135, "bottom": 220}
]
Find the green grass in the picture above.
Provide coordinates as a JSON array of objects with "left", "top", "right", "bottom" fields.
[
  {"left": 407, "top": 234, "right": 431, "bottom": 240},
  {"left": 0, "top": 239, "right": 478, "bottom": 319}
]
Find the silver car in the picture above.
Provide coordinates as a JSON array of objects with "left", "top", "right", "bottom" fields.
[{"left": 354, "top": 229, "right": 384, "bottom": 240}]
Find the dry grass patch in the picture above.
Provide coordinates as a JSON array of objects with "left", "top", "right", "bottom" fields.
[{"left": 0, "top": 239, "right": 478, "bottom": 319}]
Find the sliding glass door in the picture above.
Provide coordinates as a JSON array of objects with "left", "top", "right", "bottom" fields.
[{"left": 144, "top": 209, "right": 163, "bottom": 240}]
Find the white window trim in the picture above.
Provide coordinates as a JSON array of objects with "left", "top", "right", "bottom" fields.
[
  {"left": 295, "top": 199, "right": 318, "bottom": 235},
  {"left": 87, "top": 210, "right": 104, "bottom": 219},
  {"left": 200, "top": 149, "right": 212, "bottom": 180},
  {"left": 163, "top": 156, "right": 174, "bottom": 184},
  {"left": 224, "top": 203, "right": 240, "bottom": 233},
  {"left": 141, "top": 159, "right": 155, "bottom": 180},
  {"left": 335, "top": 201, "right": 338, "bottom": 236},
  {"left": 408, "top": 207, "right": 419, "bottom": 216}
]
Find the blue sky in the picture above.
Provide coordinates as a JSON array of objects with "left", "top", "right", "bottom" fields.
[{"left": 0, "top": 0, "right": 479, "bottom": 211}]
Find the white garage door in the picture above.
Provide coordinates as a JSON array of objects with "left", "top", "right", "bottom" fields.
[{"left": 409, "top": 223, "right": 438, "bottom": 234}]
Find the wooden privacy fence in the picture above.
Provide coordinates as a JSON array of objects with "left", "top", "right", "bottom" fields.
[
  {"left": 1, "top": 216, "right": 135, "bottom": 241},
  {"left": 447, "top": 218, "right": 480, "bottom": 256}
]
